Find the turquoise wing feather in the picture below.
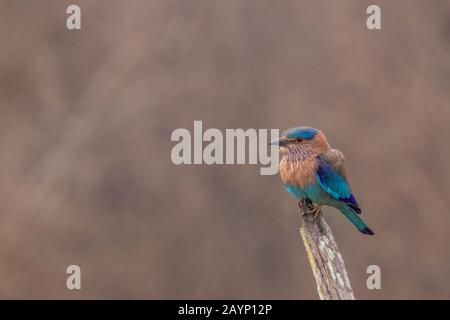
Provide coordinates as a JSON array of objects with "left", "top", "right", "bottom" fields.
[{"left": 315, "top": 150, "right": 361, "bottom": 213}]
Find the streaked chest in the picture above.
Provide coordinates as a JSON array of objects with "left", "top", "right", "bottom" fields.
[{"left": 279, "top": 153, "right": 317, "bottom": 187}]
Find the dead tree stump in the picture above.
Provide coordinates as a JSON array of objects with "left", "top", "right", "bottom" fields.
[{"left": 299, "top": 202, "right": 355, "bottom": 300}]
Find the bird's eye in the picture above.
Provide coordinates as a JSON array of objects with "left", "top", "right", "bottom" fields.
[{"left": 296, "top": 138, "right": 303, "bottom": 142}]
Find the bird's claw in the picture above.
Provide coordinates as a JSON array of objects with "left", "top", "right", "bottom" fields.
[
  {"left": 310, "top": 205, "right": 322, "bottom": 221},
  {"left": 298, "top": 199, "right": 322, "bottom": 220},
  {"left": 297, "top": 200, "right": 307, "bottom": 216}
]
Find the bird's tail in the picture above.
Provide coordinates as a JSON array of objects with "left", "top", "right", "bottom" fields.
[{"left": 340, "top": 205, "right": 375, "bottom": 235}]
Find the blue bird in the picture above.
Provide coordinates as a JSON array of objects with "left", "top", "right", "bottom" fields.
[{"left": 271, "top": 127, "right": 374, "bottom": 235}]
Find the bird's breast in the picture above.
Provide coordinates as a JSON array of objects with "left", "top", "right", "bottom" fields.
[{"left": 279, "top": 156, "right": 317, "bottom": 187}]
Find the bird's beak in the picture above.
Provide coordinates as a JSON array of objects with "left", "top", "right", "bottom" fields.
[{"left": 269, "top": 137, "right": 287, "bottom": 147}]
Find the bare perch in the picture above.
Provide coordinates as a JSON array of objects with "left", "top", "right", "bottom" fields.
[{"left": 299, "top": 202, "right": 355, "bottom": 300}]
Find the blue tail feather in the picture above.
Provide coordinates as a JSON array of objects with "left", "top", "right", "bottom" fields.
[{"left": 340, "top": 205, "right": 374, "bottom": 236}]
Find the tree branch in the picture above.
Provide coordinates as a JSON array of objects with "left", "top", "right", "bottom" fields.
[{"left": 299, "top": 203, "right": 355, "bottom": 300}]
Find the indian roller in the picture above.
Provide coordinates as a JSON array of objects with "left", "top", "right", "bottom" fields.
[{"left": 271, "top": 127, "right": 374, "bottom": 235}]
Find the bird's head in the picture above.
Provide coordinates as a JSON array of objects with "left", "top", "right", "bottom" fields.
[{"left": 270, "top": 127, "right": 330, "bottom": 156}]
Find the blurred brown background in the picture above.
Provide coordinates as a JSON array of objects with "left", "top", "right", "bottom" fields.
[{"left": 0, "top": 0, "right": 450, "bottom": 299}]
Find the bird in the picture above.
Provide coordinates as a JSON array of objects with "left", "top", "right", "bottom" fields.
[{"left": 271, "top": 127, "right": 374, "bottom": 235}]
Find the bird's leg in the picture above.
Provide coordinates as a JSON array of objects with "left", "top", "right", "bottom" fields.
[
  {"left": 310, "top": 204, "right": 322, "bottom": 220},
  {"left": 300, "top": 198, "right": 322, "bottom": 220},
  {"left": 298, "top": 199, "right": 313, "bottom": 216},
  {"left": 297, "top": 199, "right": 307, "bottom": 216},
  {"left": 304, "top": 198, "right": 314, "bottom": 213}
]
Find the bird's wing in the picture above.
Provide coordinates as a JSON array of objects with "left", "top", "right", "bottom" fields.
[
  {"left": 319, "top": 149, "right": 348, "bottom": 181},
  {"left": 315, "top": 149, "right": 361, "bottom": 213}
]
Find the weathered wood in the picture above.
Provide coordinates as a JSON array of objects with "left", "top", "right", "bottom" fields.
[{"left": 299, "top": 202, "right": 355, "bottom": 300}]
